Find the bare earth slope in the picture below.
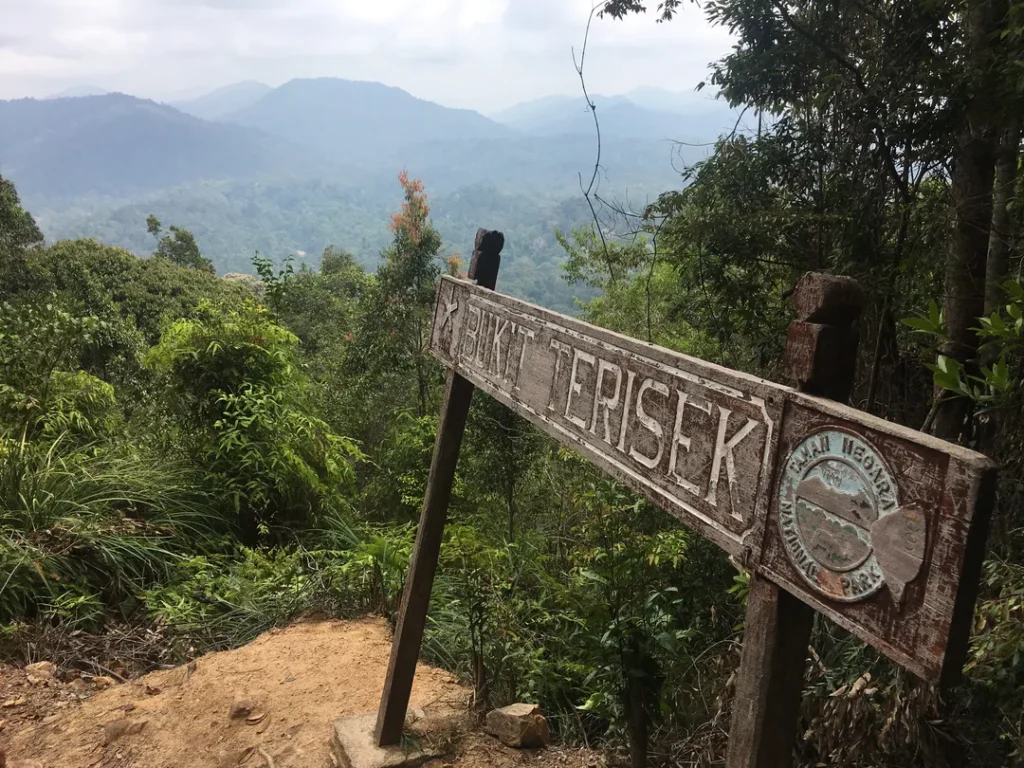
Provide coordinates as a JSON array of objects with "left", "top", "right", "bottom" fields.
[{"left": 3, "top": 618, "right": 597, "bottom": 768}]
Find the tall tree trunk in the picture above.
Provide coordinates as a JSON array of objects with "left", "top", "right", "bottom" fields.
[
  {"left": 933, "top": 0, "right": 1006, "bottom": 441},
  {"left": 472, "top": 617, "right": 490, "bottom": 713},
  {"left": 986, "top": 120, "right": 1020, "bottom": 316},
  {"left": 866, "top": 186, "right": 911, "bottom": 414},
  {"left": 976, "top": 123, "right": 1020, "bottom": 458},
  {"left": 507, "top": 488, "right": 516, "bottom": 542}
]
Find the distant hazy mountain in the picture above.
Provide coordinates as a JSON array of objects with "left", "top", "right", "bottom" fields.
[
  {"left": 492, "top": 92, "right": 737, "bottom": 143},
  {"left": 0, "top": 94, "right": 331, "bottom": 199},
  {"left": 172, "top": 81, "right": 273, "bottom": 121},
  {"left": 225, "top": 77, "right": 516, "bottom": 165},
  {"left": 622, "top": 87, "right": 724, "bottom": 114},
  {"left": 45, "top": 85, "right": 110, "bottom": 99},
  {"left": 391, "top": 133, "right": 693, "bottom": 197},
  {"left": 491, "top": 94, "right": 632, "bottom": 131}
]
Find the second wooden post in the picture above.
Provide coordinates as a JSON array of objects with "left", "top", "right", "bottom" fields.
[{"left": 726, "top": 273, "right": 865, "bottom": 768}]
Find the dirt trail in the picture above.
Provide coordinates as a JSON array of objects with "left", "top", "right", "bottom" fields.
[{"left": 2, "top": 617, "right": 598, "bottom": 768}]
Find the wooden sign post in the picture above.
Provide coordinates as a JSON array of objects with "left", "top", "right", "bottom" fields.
[
  {"left": 374, "top": 229, "right": 504, "bottom": 746},
  {"left": 375, "top": 230, "right": 996, "bottom": 767}
]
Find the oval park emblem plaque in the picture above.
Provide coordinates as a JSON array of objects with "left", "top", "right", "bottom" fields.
[{"left": 777, "top": 428, "right": 926, "bottom": 604}]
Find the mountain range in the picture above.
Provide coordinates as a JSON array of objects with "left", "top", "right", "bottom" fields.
[
  {"left": 0, "top": 93, "right": 330, "bottom": 199},
  {"left": 1, "top": 77, "right": 737, "bottom": 309},
  {"left": 491, "top": 89, "right": 735, "bottom": 141},
  {"left": 3, "top": 78, "right": 733, "bottom": 201}
]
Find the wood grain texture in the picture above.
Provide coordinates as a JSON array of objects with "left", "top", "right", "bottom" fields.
[
  {"left": 429, "top": 276, "right": 996, "bottom": 684},
  {"left": 727, "top": 273, "right": 859, "bottom": 768},
  {"left": 431, "top": 276, "right": 783, "bottom": 561},
  {"left": 760, "top": 397, "right": 996, "bottom": 683},
  {"left": 726, "top": 577, "right": 814, "bottom": 768}
]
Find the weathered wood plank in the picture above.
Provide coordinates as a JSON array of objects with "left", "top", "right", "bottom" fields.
[
  {"left": 761, "top": 395, "right": 996, "bottom": 684},
  {"left": 430, "top": 275, "right": 784, "bottom": 560},
  {"left": 429, "top": 275, "right": 996, "bottom": 684}
]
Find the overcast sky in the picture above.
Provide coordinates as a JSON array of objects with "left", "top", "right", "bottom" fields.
[{"left": 0, "top": 0, "right": 732, "bottom": 113}]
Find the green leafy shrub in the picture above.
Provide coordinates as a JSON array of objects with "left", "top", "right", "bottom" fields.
[{"left": 146, "top": 300, "right": 363, "bottom": 542}]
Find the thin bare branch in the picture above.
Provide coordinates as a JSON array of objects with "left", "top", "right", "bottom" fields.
[{"left": 573, "top": 1, "right": 614, "bottom": 282}]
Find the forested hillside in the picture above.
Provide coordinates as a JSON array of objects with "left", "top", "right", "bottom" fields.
[
  {"left": 3, "top": 79, "right": 713, "bottom": 313},
  {"left": 36, "top": 180, "right": 595, "bottom": 312},
  {"left": 3, "top": 0, "right": 1024, "bottom": 764},
  {"left": 0, "top": 94, "right": 331, "bottom": 198}
]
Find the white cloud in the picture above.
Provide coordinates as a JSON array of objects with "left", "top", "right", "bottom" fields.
[{"left": 0, "top": 0, "right": 732, "bottom": 111}]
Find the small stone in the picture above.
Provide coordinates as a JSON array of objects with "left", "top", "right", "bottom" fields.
[
  {"left": 246, "top": 712, "right": 266, "bottom": 725},
  {"left": 229, "top": 694, "right": 256, "bottom": 720},
  {"left": 42, "top": 714, "right": 60, "bottom": 725},
  {"left": 485, "top": 703, "right": 551, "bottom": 749},
  {"left": 91, "top": 676, "right": 115, "bottom": 690},
  {"left": 25, "top": 661, "right": 57, "bottom": 680},
  {"left": 2, "top": 698, "right": 25, "bottom": 709},
  {"left": 145, "top": 684, "right": 161, "bottom": 696}
]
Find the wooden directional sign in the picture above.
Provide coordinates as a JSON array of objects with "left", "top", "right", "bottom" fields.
[{"left": 428, "top": 274, "right": 996, "bottom": 686}]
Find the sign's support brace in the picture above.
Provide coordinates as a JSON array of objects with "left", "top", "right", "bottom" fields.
[
  {"left": 374, "top": 229, "right": 504, "bottom": 747},
  {"left": 726, "top": 274, "right": 865, "bottom": 768}
]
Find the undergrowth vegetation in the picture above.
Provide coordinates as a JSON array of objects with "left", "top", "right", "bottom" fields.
[{"left": 2, "top": 132, "right": 1024, "bottom": 768}]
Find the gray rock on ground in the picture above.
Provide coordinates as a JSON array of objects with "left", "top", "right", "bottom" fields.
[{"left": 484, "top": 703, "right": 551, "bottom": 748}]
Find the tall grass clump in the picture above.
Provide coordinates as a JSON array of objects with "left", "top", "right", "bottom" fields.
[{"left": 0, "top": 432, "right": 221, "bottom": 629}]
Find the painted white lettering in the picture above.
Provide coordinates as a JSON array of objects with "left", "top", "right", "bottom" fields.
[
  {"left": 668, "top": 391, "right": 712, "bottom": 495},
  {"left": 615, "top": 370, "right": 637, "bottom": 454},
  {"left": 490, "top": 316, "right": 510, "bottom": 375},
  {"left": 628, "top": 378, "right": 669, "bottom": 469},
  {"left": 589, "top": 359, "right": 623, "bottom": 444},
  {"left": 512, "top": 326, "right": 536, "bottom": 391},
  {"left": 474, "top": 310, "right": 490, "bottom": 368},
  {"left": 463, "top": 304, "right": 482, "bottom": 362},
  {"left": 547, "top": 339, "right": 573, "bottom": 411},
  {"left": 565, "top": 348, "right": 597, "bottom": 429},
  {"left": 705, "top": 406, "right": 760, "bottom": 518},
  {"left": 503, "top": 322, "right": 518, "bottom": 381}
]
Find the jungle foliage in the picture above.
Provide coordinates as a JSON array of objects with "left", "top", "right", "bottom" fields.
[{"left": 3, "top": 0, "right": 1024, "bottom": 760}]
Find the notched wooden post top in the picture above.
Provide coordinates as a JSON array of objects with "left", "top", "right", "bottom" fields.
[
  {"left": 792, "top": 272, "right": 866, "bottom": 325},
  {"left": 784, "top": 272, "right": 864, "bottom": 401}
]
